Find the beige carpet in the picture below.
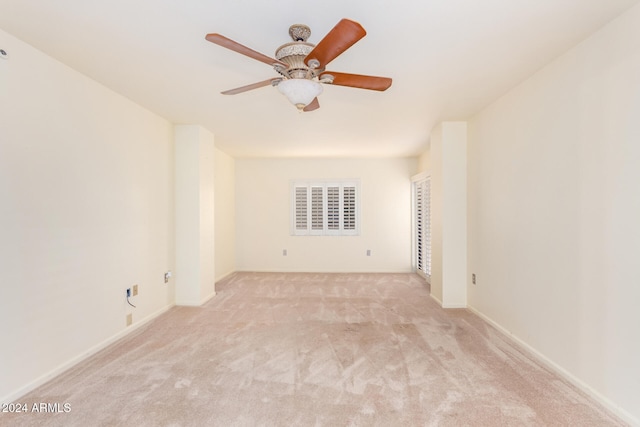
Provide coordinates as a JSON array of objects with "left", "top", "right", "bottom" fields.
[{"left": 2, "top": 272, "right": 626, "bottom": 426}]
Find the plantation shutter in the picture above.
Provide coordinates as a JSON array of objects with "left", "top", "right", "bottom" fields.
[
  {"left": 291, "top": 181, "right": 359, "bottom": 236},
  {"left": 342, "top": 185, "right": 357, "bottom": 235},
  {"left": 311, "top": 186, "right": 324, "bottom": 232},
  {"left": 423, "top": 178, "right": 431, "bottom": 276},
  {"left": 294, "top": 186, "right": 308, "bottom": 234},
  {"left": 414, "top": 177, "right": 431, "bottom": 277},
  {"left": 327, "top": 186, "right": 340, "bottom": 230}
]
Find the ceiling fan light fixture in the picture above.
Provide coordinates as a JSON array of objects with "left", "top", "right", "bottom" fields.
[{"left": 277, "top": 78, "right": 323, "bottom": 110}]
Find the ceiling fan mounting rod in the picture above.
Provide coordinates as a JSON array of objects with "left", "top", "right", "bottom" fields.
[{"left": 289, "top": 24, "right": 312, "bottom": 42}]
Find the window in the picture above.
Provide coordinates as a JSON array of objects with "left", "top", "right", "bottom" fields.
[
  {"left": 413, "top": 175, "right": 431, "bottom": 279},
  {"left": 291, "top": 181, "right": 360, "bottom": 236}
]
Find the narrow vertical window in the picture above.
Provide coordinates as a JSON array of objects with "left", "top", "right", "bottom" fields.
[
  {"left": 413, "top": 176, "right": 431, "bottom": 279},
  {"left": 423, "top": 178, "right": 431, "bottom": 277}
]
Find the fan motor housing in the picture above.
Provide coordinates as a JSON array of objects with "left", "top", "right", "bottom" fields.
[
  {"left": 275, "top": 42, "right": 319, "bottom": 79},
  {"left": 274, "top": 24, "right": 323, "bottom": 80}
]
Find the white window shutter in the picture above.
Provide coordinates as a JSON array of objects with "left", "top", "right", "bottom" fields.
[
  {"left": 414, "top": 177, "right": 431, "bottom": 277},
  {"left": 343, "top": 185, "right": 357, "bottom": 233},
  {"left": 293, "top": 185, "right": 309, "bottom": 235},
  {"left": 311, "top": 186, "right": 324, "bottom": 234},
  {"left": 342, "top": 184, "right": 359, "bottom": 235},
  {"left": 291, "top": 180, "right": 359, "bottom": 236},
  {"left": 327, "top": 186, "right": 340, "bottom": 231}
]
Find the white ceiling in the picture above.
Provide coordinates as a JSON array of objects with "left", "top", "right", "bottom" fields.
[{"left": 1, "top": 0, "right": 638, "bottom": 158}]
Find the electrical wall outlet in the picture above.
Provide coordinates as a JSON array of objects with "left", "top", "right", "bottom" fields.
[
  {"left": 126, "top": 314, "right": 132, "bottom": 326},
  {"left": 366, "top": 249, "right": 371, "bottom": 256},
  {"left": 472, "top": 274, "right": 476, "bottom": 285},
  {"left": 164, "top": 271, "right": 172, "bottom": 283},
  {"left": 283, "top": 249, "right": 287, "bottom": 256},
  {"left": 132, "top": 284, "right": 138, "bottom": 296}
]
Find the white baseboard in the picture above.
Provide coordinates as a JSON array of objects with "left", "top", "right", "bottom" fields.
[
  {"left": 201, "top": 290, "right": 217, "bottom": 305},
  {"left": 174, "top": 299, "right": 203, "bottom": 306},
  {"left": 430, "top": 293, "right": 443, "bottom": 306},
  {"left": 234, "top": 268, "right": 415, "bottom": 274},
  {"left": 467, "top": 305, "right": 639, "bottom": 426},
  {"left": 429, "top": 293, "right": 467, "bottom": 309},
  {"left": 442, "top": 303, "right": 468, "bottom": 309},
  {"left": 215, "top": 270, "right": 236, "bottom": 283},
  {"left": 175, "top": 291, "right": 217, "bottom": 307},
  {"left": 1, "top": 303, "right": 174, "bottom": 405}
]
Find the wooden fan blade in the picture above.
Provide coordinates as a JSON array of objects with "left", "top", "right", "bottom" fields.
[
  {"left": 304, "top": 19, "right": 366, "bottom": 69},
  {"left": 221, "top": 78, "right": 281, "bottom": 95},
  {"left": 321, "top": 72, "right": 392, "bottom": 91},
  {"left": 303, "top": 97, "right": 320, "bottom": 112},
  {"left": 206, "top": 33, "right": 287, "bottom": 67}
]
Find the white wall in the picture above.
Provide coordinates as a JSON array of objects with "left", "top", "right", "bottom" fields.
[
  {"left": 235, "top": 158, "right": 417, "bottom": 272},
  {"left": 174, "top": 125, "right": 216, "bottom": 305},
  {"left": 430, "top": 122, "right": 468, "bottom": 308},
  {"left": 417, "top": 143, "right": 431, "bottom": 174},
  {"left": 214, "top": 148, "right": 235, "bottom": 281},
  {"left": 467, "top": 4, "right": 640, "bottom": 424},
  {"left": 430, "top": 127, "right": 443, "bottom": 300},
  {"left": 0, "top": 29, "right": 175, "bottom": 402}
]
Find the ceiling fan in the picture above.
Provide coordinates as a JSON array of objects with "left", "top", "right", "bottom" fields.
[{"left": 205, "top": 19, "right": 392, "bottom": 112}]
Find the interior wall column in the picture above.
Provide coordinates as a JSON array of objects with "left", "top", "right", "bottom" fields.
[
  {"left": 430, "top": 121, "right": 468, "bottom": 308},
  {"left": 174, "top": 125, "right": 216, "bottom": 306}
]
